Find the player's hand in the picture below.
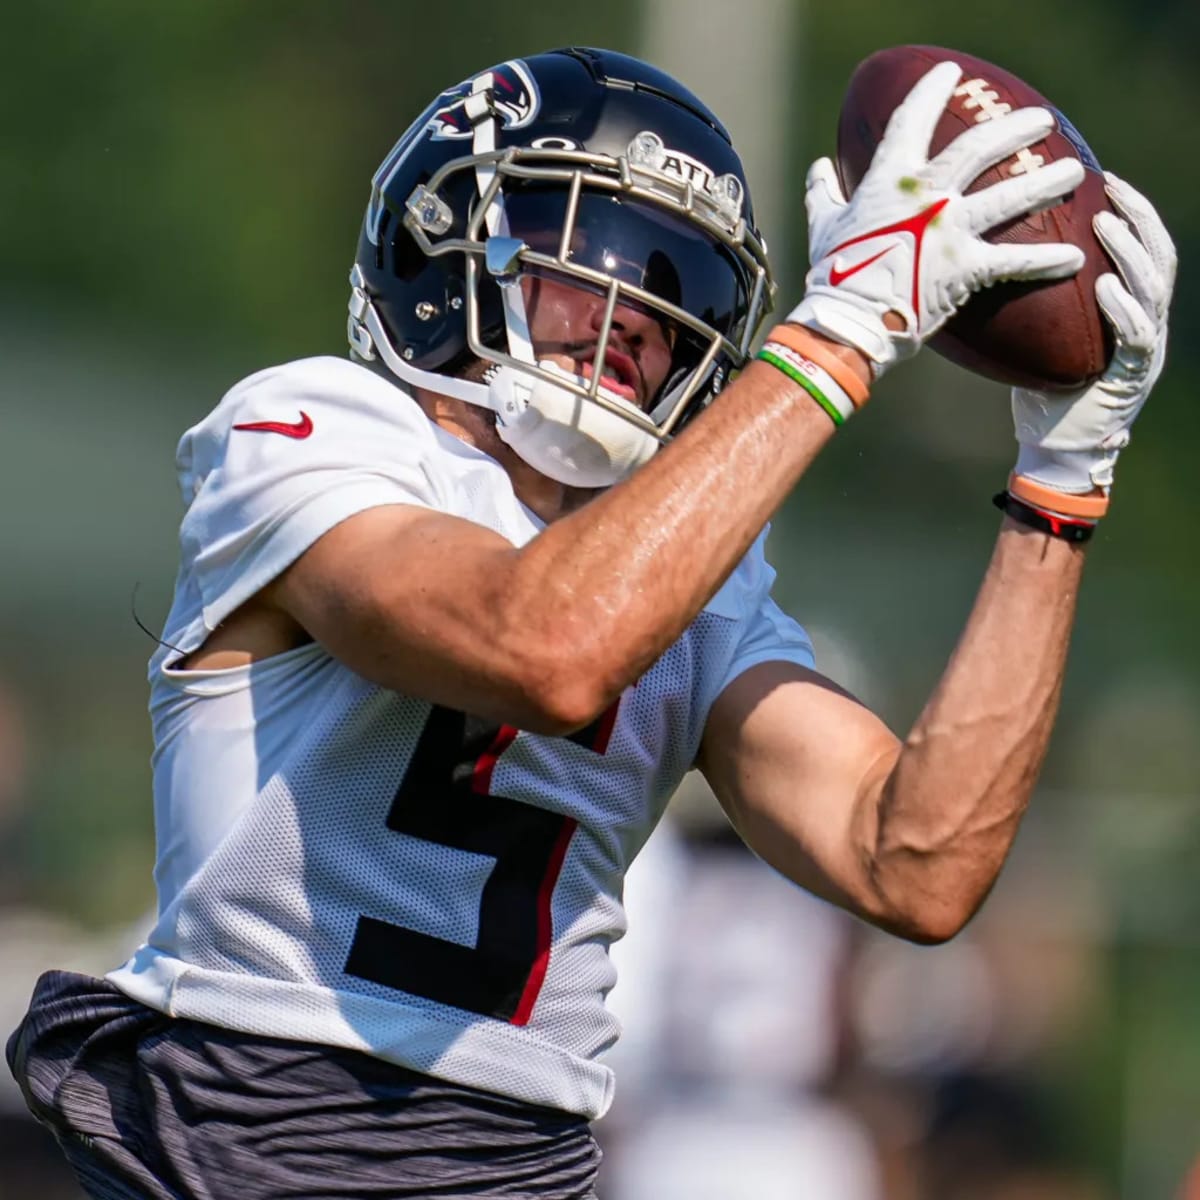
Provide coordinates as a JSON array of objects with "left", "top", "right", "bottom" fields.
[
  {"left": 787, "top": 60, "right": 1086, "bottom": 378},
  {"left": 1010, "top": 173, "right": 1175, "bottom": 510}
]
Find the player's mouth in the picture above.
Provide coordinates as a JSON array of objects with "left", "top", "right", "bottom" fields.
[{"left": 579, "top": 351, "right": 641, "bottom": 405}]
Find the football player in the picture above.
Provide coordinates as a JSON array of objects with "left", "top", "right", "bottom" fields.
[{"left": 7, "top": 46, "right": 1173, "bottom": 1199}]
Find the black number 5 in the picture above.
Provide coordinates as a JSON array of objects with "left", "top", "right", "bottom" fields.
[{"left": 345, "top": 704, "right": 616, "bottom": 1025}]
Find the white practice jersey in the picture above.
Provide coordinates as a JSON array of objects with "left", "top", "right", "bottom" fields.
[{"left": 107, "top": 356, "right": 815, "bottom": 1119}]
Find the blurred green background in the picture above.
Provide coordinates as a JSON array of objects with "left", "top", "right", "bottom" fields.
[{"left": 0, "top": 1, "right": 1196, "bottom": 1196}]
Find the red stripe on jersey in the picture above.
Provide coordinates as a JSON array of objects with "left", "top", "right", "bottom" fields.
[
  {"left": 510, "top": 816, "right": 578, "bottom": 1026},
  {"left": 471, "top": 724, "right": 520, "bottom": 794},
  {"left": 590, "top": 700, "right": 620, "bottom": 756}
]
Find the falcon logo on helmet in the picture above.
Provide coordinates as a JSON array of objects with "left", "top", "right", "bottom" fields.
[
  {"left": 365, "top": 61, "right": 540, "bottom": 246},
  {"left": 429, "top": 60, "right": 541, "bottom": 141}
]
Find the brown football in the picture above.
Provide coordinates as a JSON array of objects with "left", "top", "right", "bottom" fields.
[{"left": 836, "top": 44, "right": 1115, "bottom": 391}]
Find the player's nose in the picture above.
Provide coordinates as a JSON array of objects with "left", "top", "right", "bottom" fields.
[{"left": 585, "top": 291, "right": 660, "bottom": 348}]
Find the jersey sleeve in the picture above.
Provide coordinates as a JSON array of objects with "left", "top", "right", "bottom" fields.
[
  {"left": 707, "top": 528, "right": 816, "bottom": 699},
  {"left": 176, "top": 356, "right": 449, "bottom": 638},
  {"left": 719, "top": 593, "right": 816, "bottom": 690}
]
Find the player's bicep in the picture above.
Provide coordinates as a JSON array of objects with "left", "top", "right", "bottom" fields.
[
  {"left": 698, "top": 659, "right": 901, "bottom": 920},
  {"left": 266, "top": 503, "right": 556, "bottom": 727}
]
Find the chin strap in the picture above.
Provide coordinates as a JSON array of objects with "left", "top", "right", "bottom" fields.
[{"left": 348, "top": 260, "right": 658, "bottom": 488}]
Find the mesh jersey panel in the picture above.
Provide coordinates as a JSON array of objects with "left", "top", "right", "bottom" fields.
[{"left": 108, "top": 356, "right": 814, "bottom": 1119}]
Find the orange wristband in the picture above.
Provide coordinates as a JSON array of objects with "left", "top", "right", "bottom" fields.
[
  {"left": 1008, "top": 473, "right": 1110, "bottom": 521},
  {"left": 767, "top": 323, "right": 871, "bottom": 409}
]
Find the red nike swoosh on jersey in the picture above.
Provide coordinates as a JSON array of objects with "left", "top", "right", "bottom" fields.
[
  {"left": 232, "top": 412, "right": 314, "bottom": 439},
  {"left": 827, "top": 197, "right": 951, "bottom": 313}
]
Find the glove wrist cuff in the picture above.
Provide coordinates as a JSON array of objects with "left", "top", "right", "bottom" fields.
[{"left": 785, "top": 294, "right": 896, "bottom": 376}]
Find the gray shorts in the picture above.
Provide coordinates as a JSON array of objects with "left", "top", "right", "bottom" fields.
[{"left": 7, "top": 972, "right": 599, "bottom": 1199}]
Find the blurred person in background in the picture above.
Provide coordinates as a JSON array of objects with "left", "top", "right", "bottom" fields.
[
  {"left": 5, "top": 44, "right": 1174, "bottom": 1200},
  {"left": 603, "top": 798, "right": 881, "bottom": 1200},
  {"left": 839, "top": 833, "right": 1115, "bottom": 1200}
]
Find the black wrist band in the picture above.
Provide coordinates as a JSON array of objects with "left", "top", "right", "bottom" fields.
[{"left": 992, "top": 491, "right": 1097, "bottom": 543}]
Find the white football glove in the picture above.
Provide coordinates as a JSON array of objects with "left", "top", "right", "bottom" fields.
[
  {"left": 1011, "top": 173, "right": 1175, "bottom": 510},
  {"left": 788, "top": 60, "right": 1087, "bottom": 378}
]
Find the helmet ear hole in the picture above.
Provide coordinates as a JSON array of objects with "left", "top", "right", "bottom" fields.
[
  {"left": 374, "top": 211, "right": 389, "bottom": 270},
  {"left": 388, "top": 226, "right": 426, "bottom": 282}
]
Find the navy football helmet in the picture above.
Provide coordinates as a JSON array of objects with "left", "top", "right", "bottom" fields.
[{"left": 348, "top": 47, "right": 775, "bottom": 447}]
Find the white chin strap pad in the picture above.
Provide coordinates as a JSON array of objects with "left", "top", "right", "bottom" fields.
[{"left": 490, "top": 362, "right": 659, "bottom": 489}]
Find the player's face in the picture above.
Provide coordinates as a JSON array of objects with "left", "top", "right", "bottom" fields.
[{"left": 519, "top": 273, "right": 674, "bottom": 411}]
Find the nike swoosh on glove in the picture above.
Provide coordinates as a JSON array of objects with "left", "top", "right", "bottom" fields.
[{"left": 788, "top": 60, "right": 1086, "bottom": 379}]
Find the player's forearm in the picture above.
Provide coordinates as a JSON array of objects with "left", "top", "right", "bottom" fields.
[
  {"left": 861, "top": 518, "right": 1085, "bottom": 942},
  {"left": 510, "top": 353, "right": 845, "bottom": 724}
]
